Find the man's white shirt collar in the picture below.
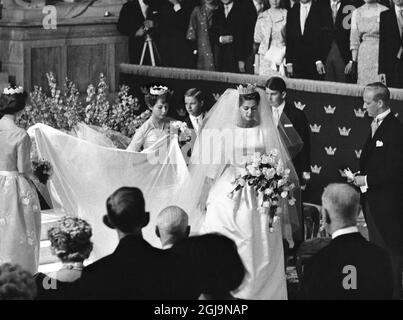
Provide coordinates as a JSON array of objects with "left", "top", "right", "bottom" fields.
[
  {"left": 272, "top": 101, "right": 286, "bottom": 116},
  {"left": 375, "top": 108, "right": 391, "bottom": 125},
  {"left": 189, "top": 113, "right": 203, "bottom": 132},
  {"left": 332, "top": 226, "right": 359, "bottom": 239},
  {"left": 138, "top": 0, "right": 148, "bottom": 18}
]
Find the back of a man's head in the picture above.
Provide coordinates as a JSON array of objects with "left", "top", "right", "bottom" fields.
[
  {"left": 321, "top": 183, "right": 360, "bottom": 233},
  {"left": 156, "top": 206, "right": 190, "bottom": 248},
  {"left": 105, "top": 187, "right": 148, "bottom": 234}
]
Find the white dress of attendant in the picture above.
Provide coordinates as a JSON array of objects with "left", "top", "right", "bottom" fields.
[{"left": 0, "top": 116, "right": 41, "bottom": 274}]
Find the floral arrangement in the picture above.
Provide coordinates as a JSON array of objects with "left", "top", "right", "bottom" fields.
[
  {"left": 172, "top": 121, "right": 192, "bottom": 144},
  {"left": 32, "top": 159, "right": 53, "bottom": 184},
  {"left": 47, "top": 216, "right": 93, "bottom": 262},
  {"left": 228, "top": 150, "right": 296, "bottom": 231},
  {"left": 17, "top": 73, "right": 143, "bottom": 140}
]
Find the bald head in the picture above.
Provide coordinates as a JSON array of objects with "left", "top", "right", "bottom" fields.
[
  {"left": 321, "top": 183, "right": 360, "bottom": 234},
  {"left": 155, "top": 206, "right": 190, "bottom": 248}
]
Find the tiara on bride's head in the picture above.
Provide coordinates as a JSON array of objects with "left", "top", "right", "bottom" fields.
[{"left": 237, "top": 84, "right": 257, "bottom": 95}]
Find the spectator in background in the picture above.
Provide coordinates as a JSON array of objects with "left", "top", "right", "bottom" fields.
[
  {"left": 156, "top": 0, "right": 198, "bottom": 68},
  {"left": 285, "top": 0, "right": 322, "bottom": 80},
  {"left": 187, "top": 0, "right": 219, "bottom": 71},
  {"left": 47, "top": 216, "right": 93, "bottom": 282},
  {"left": 254, "top": 0, "right": 288, "bottom": 76},
  {"left": 156, "top": 206, "right": 190, "bottom": 249},
  {"left": 211, "top": 0, "right": 253, "bottom": 73},
  {"left": 117, "top": 0, "right": 159, "bottom": 65},
  {"left": 378, "top": 0, "right": 403, "bottom": 88},
  {"left": 0, "top": 263, "right": 36, "bottom": 300},
  {"left": 350, "top": 0, "right": 388, "bottom": 85},
  {"left": 318, "top": 0, "right": 363, "bottom": 83},
  {"left": 302, "top": 183, "right": 394, "bottom": 299}
]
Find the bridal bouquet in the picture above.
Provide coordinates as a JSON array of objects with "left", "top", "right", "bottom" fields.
[
  {"left": 228, "top": 150, "right": 296, "bottom": 231},
  {"left": 32, "top": 159, "right": 53, "bottom": 184},
  {"left": 171, "top": 121, "right": 192, "bottom": 144}
]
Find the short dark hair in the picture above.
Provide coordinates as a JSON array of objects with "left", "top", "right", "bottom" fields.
[
  {"left": 184, "top": 88, "right": 204, "bottom": 103},
  {"left": 106, "top": 187, "right": 146, "bottom": 233},
  {"left": 365, "top": 82, "right": 390, "bottom": 103},
  {"left": 0, "top": 93, "right": 27, "bottom": 116},
  {"left": 265, "top": 77, "right": 287, "bottom": 93}
]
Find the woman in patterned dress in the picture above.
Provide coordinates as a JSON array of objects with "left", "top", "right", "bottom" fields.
[
  {"left": 350, "top": 0, "right": 388, "bottom": 85},
  {"left": 0, "top": 89, "right": 41, "bottom": 274}
]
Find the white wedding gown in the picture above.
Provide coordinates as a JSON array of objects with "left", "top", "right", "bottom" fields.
[{"left": 200, "top": 126, "right": 287, "bottom": 300}]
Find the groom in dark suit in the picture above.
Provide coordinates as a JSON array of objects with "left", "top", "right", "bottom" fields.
[
  {"left": 265, "top": 77, "right": 311, "bottom": 243},
  {"left": 353, "top": 82, "right": 403, "bottom": 299},
  {"left": 302, "top": 183, "right": 394, "bottom": 299}
]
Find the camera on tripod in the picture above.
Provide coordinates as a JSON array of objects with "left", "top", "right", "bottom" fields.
[{"left": 140, "top": 20, "right": 160, "bottom": 66}]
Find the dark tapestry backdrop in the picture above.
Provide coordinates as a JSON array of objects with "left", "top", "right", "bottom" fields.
[{"left": 120, "top": 65, "right": 403, "bottom": 205}]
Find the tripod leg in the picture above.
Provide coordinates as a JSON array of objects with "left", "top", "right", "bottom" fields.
[
  {"left": 140, "top": 41, "right": 148, "bottom": 65},
  {"left": 148, "top": 41, "right": 156, "bottom": 66}
]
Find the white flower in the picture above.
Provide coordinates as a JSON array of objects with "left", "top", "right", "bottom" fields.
[
  {"left": 278, "top": 179, "right": 285, "bottom": 187},
  {"left": 262, "top": 201, "right": 271, "bottom": 208},
  {"left": 261, "top": 155, "right": 271, "bottom": 164},
  {"left": 21, "top": 197, "right": 30, "bottom": 206},
  {"left": 288, "top": 197, "right": 296, "bottom": 206},
  {"left": 284, "top": 168, "right": 291, "bottom": 176},
  {"left": 265, "top": 168, "right": 276, "bottom": 179},
  {"left": 281, "top": 191, "right": 288, "bottom": 198},
  {"left": 264, "top": 188, "right": 273, "bottom": 195},
  {"left": 289, "top": 183, "right": 295, "bottom": 190}
]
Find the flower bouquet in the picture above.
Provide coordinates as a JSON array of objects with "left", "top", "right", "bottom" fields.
[
  {"left": 32, "top": 159, "right": 53, "bottom": 184},
  {"left": 171, "top": 121, "right": 192, "bottom": 145},
  {"left": 228, "top": 150, "right": 296, "bottom": 231}
]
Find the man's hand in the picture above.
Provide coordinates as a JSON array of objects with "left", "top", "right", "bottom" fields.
[
  {"left": 286, "top": 64, "right": 293, "bottom": 77},
  {"left": 135, "top": 26, "right": 146, "bottom": 37},
  {"left": 380, "top": 73, "right": 387, "bottom": 85},
  {"left": 344, "top": 61, "right": 353, "bottom": 75},
  {"left": 238, "top": 61, "right": 246, "bottom": 73},
  {"left": 316, "top": 62, "right": 326, "bottom": 75},
  {"left": 219, "top": 35, "right": 234, "bottom": 44},
  {"left": 144, "top": 20, "right": 154, "bottom": 29}
]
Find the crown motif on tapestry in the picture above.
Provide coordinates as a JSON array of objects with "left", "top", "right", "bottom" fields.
[
  {"left": 294, "top": 101, "right": 306, "bottom": 111},
  {"left": 311, "top": 165, "right": 322, "bottom": 174},
  {"left": 324, "top": 105, "right": 336, "bottom": 114},
  {"left": 354, "top": 108, "right": 366, "bottom": 118},
  {"left": 150, "top": 85, "right": 169, "bottom": 96},
  {"left": 355, "top": 149, "right": 362, "bottom": 159},
  {"left": 325, "top": 146, "right": 337, "bottom": 156},
  {"left": 237, "top": 83, "right": 257, "bottom": 95},
  {"left": 338, "top": 127, "right": 351, "bottom": 137},
  {"left": 309, "top": 124, "right": 321, "bottom": 133}
]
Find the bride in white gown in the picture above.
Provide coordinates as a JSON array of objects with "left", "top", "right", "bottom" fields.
[{"left": 179, "top": 85, "right": 301, "bottom": 300}]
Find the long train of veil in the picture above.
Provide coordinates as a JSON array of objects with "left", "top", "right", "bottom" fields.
[
  {"left": 176, "top": 87, "right": 303, "bottom": 245},
  {"left": 28, "top": 123, "right": 189, "bottom": 260}
]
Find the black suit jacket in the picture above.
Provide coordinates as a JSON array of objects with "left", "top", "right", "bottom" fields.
[
  {"left": 379, "top": 9, "right": 403, "bottom": 87},
  {"left": 318, "top": 0, "right": 362, "bottom": 64},
  {"left": 35, "top": 235, "right": 193, "bottom": 300},
  {"left": 280, "top": 101, "right": 311, "bottom": 180},
  {"left": 117, "top": 0, "right": 158, "bottom": 64},
  {"left": 211, "top": 0, "right": 249, "bottom": 72},
  {"left": 155, "top": 0, "right": 196, "bottom": 68},
  {"left": 302, "top": 232, "right": 394, "bottom": 299},
  {"left": 286, "top": 2, "right": 322, "bottom": 79},
  {"left": 359, "top": 112, "right": 403, "bottom": 254}
]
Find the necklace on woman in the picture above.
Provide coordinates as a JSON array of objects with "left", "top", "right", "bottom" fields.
[{"left": 61, "top": 262, "right": 84, "bottom": 271}]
